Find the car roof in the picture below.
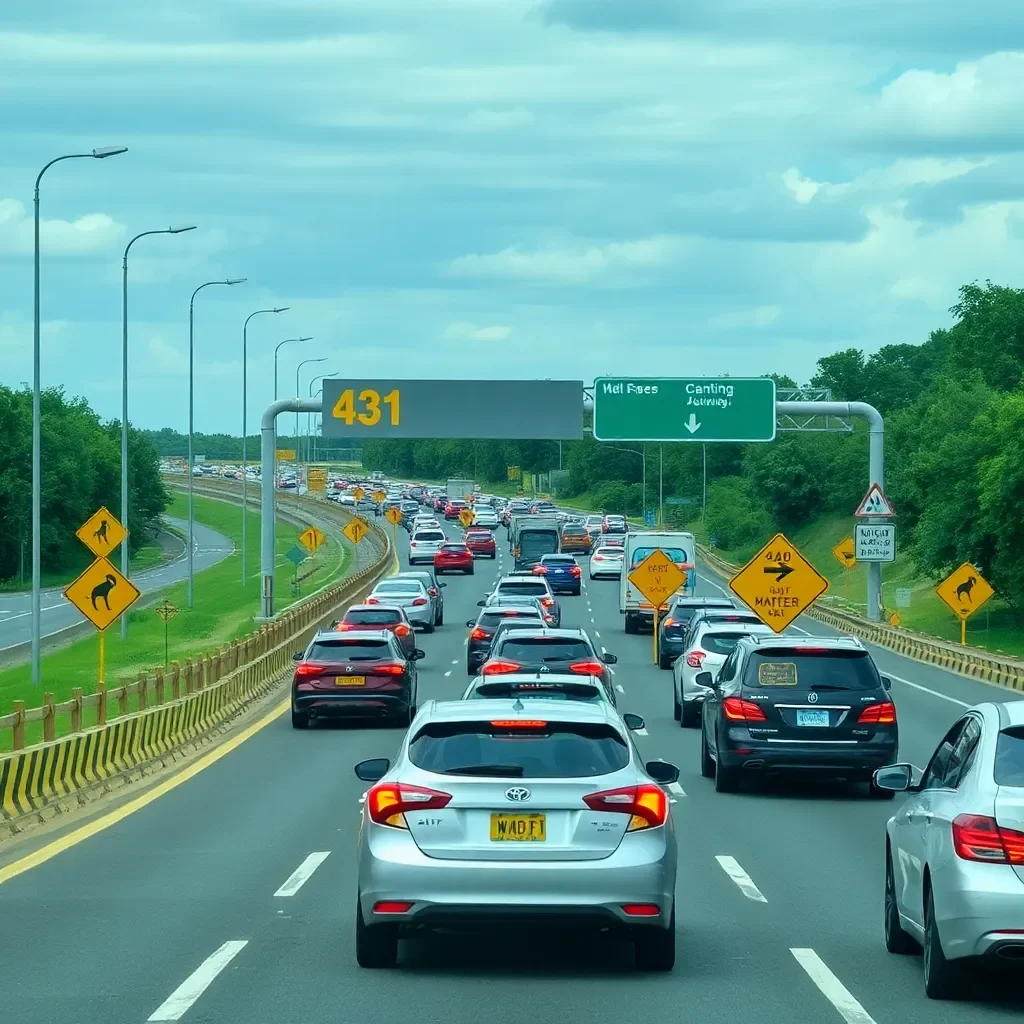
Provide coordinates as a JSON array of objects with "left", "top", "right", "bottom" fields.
[
  {"left": 998, "top": 702, "right": 1024, "bottom": 727},
  {"left": 313, "top": 628, "right": 393, "bottom": 641},
  {"left": 497, "top": 575, "right": 550, "bottom": 585},
  {"left": 374, "top": 578, "right": 426, "bottom": 589},
  {"left": 737, "top": 634, "right": 866, "bottom": 651},
  {"left": 495, "top": 626, "right": 590, "bottom": 640},
  {"left": 672, "top": 596, "right": 735, "bottom": 608},
  {"left": 418, "top": 697, "right": 619, "bottom": 726}
]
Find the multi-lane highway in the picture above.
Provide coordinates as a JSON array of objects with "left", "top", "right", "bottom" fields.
[
  {"left": 0, "top": 520, "right": 1021, "bottom": 1024},
  {"left": 0, "top": 516, "right": 233, "bottom": 656}
]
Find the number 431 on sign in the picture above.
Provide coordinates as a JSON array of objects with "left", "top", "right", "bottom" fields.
[{"left": 332, "top": 387, "right": 400, "bottom": 427}]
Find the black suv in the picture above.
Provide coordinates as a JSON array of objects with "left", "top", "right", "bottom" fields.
[
  {"left": 657, "top": 597, "right": 736, "bottom": 669},
  {"left": 465, "top": 604, "right": 547, "bottom": 675},
  {"left": 699, "top": 635, "right": 897, "bottom": 796},
  {"left": 480, "top": 627, "right": 617, "bottom": 687}
]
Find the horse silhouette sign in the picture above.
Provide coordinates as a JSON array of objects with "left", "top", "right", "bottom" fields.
[
  {"left": 76, "top": 506, "right": 127, "bottom": 558},
  {"left": 935, "top": 563, "right": 994, "bottom": 623},
  {"left": 64, "top": 557, "right": 141, "bottom": 631}
]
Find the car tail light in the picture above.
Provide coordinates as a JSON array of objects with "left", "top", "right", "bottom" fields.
[
  {"left": 412, "top": 597, "right": 427, "bottom": 606},
  {"left": 857, "top": 701, "right": 896, "bottom": 724},
  {"left": 583, "top": 784, "right": 668, "bottom": 832},
  {"left": 293, "top": 662, "right": 325, "bottom": 678},
  {"left": 373, "top": 901, "right": 413, "bottom": 914},
  {"left": 365, "top": 596, "right": 380, "bottom": 605},
  {"left": 409, "top": 541, "right": 418, "bottom": 548},
  {"left": 373, "top": 663, "right": 406, "bottom": 676},
  {"left": 686, "top": 650, "right": 706, "bottom": 669},
  {"left": 952, "top": 814, "right": 1024, "bottom": 864},
  {"left": 336, "top": 622, "right": 356, "bottom": 631},
  {"left": 722, "top": 697, "right": 767, "bottom": 721},
  {"left": 541, "top": 597, "right": 554, "bottom": 607},
  {"left": 569, "top": 660, "right": 607, "bottom": 675},
  {"left": 394, "top": 624, "right": 411, "bottom": 637},
  {"left": 532, "top": 565, "right": 547, "bottom": 574},
  {"left": 482, "top": 660, "right": 521, "bottom": 675},
  {"left": 592, "top": 555, "right": 604, "bottom": 562},
  {"left": 470, "top": 627, "right": 490, "bottom": 641},
  {"left": 621, "top": 904, "right": 661, "bottom": 917},
  {"left": 428, "top": 587, "right": 438, "bottom": 596},
  {"left": 571, "top": 566, "right": 581, "bottom": 577},
  {"left": 367, "top": 782, "right": 452, "bottom": 828},
  {"left": 490, "top": 719, "right": 548, "bottom": 728},
  {"left": 661, "top": 617, "right": 675, "bottom": 627}
]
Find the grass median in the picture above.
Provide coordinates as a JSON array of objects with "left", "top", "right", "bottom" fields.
[{"left": 0, "top": 491, "right": 353, "bottom": 750}]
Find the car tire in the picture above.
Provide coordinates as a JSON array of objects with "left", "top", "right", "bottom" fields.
[
  {"left": 405, "top": 703, "right": 417, "bottom": 725},
  {"left": 624, "top": 615, "right": 637, "bottom": 635},
  {"left": 634, "top": 904, "right": 675, "bottom": 971},
  {"left": 672, "top": 690, "right": 681, "bottom": 721},
  {"left": 681, "top": 702, "right": 700, "bottom": 729},
  {"left": 658, "top": 653, "right": 671, "bottom": 670},
  {"left": 467, "top": 567, "right": 475, "bottom": 575},
  {"left": 714, "top": 743, "right": 739, "bottom": 793},
  {"left": 355, "top": 899, "right": 399, "bottom": 969},
  {"left": 884, "top": 849, "right": 918, "bottom": 955},
  {"left": 437, "top": 610, "right": 444, "bottom": 626},
  {"left": 700, "top": 726, "right": 715, "bottom": 778},
  {"left": 291, "top": 708, "right": 309, "bottom": 730},
  {"left": 422, "top": 621, "right": 435, "bottom": 634},
  {"left": 923, "top": 886, "right": 966, "bottom": 999}
]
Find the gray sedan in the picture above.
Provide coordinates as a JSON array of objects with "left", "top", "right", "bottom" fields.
[{"left": 367, "top": 579, "right": 434, "bottom": 632}]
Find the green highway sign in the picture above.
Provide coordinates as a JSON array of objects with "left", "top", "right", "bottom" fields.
[{"left": 592, "top": 377, "right": 777, "bottom": 443}]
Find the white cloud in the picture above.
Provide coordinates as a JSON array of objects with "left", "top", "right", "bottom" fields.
[
  {"left": 442, "top": 321, "right": 513, "bottom": 342},
  {"left": 0, "top": 199, "right": 125, "bottom": 256},
  {"left": 782, "top": 169, "right": 821, "bottom": 204},
  {"left": 145, "top": 336, "right": 187, "bottom": 375},
  {"left": 708, "top": 306, "right": 782, "bottom": 329}
]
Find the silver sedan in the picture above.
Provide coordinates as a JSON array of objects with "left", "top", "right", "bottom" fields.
[{"left": 352, "top": 698, "right": 680, "bottom": 970}]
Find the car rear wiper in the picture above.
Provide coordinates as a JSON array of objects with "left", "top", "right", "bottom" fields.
[
  {"left": 441, "top": 764, "right": 526, "bottom": 777},
  {"left": 807, "top": 684, "right": 850, "bottom": 691}
]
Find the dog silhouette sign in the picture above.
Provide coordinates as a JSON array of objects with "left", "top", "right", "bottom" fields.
[
  {"left": 64, "top": 557, "right": 141, "bottom": 631},
  {"left": 76, "top": 506, "right": 128, "bottom": 558},
  {"left": 935, "top": 562, "right": 994, "bottom": 622}
]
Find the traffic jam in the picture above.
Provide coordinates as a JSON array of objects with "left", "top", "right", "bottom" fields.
[{"left": 289, "top": 479, "right": 1024, "bottom": 1008}]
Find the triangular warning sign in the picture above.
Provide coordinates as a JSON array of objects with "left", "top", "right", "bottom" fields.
[{"left": 854, "top": 483, "right": 895, "bottom": 518}]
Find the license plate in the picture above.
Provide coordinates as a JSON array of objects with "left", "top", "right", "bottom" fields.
[
  {"left": 335, "top": 676, "right": 365, "bottom": 686},
  {"left": 490, "top": 813, "right": 546, "bottom": 842},
  {"left": 796, "top": 709, "right": 830, "bottom": 727}
]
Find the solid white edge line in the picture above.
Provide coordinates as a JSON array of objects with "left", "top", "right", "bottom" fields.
[
  {"left": 715, "top": 855, "right": 768, "bottom": 903},
  {"left": 147, "top": 940, "right": 249, "bottom": 1021},
  {"left": 667, "top": 780, "right": 685, "bottom": 796},
  {"left": 274, "top": 851, "right": 331, "bottom": 897},
  {"left": 882, "top": 672, "right": 970, "bottom": 708},
  {"left": 790, "top": 948, "right": 878, "bottom": 1024},
  {"left": 635, "top": 727, "right": 649, "bottom": 736}
]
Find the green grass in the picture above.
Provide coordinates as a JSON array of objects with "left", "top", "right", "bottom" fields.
[
  {"left": 0, "top": 492, "right": 352, "bottom": 749},
  {"left": 691, "top": 514, "right": 1024, "bottom": 658}
]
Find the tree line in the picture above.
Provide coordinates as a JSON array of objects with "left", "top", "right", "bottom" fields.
[
  {"left": 0, "top": 386, "right": 168, "bottom": 582},
  {"left": 361, "top": 281, "right": 1024, "bottom": 608}
]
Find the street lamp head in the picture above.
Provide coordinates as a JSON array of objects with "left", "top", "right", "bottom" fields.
[
  {"left": 226, "top": 277, "right": 247, "bottom": 285},
  {"left": 271, "top": 306, "right": 289, "bottom": 313},
  {"left": 169, "top": 224, "right": 197, "bottom": 234},
  {"left": 92, "top": 146, "right": 128, "bottom": 159}
]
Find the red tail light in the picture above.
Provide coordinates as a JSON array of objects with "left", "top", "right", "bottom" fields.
[
  {"left": 592, "top": 555, "right": 604, "bottom": 562},
  {"left": 583, "top": 784, "right": 668, "bottom": 832},
  {"left": 470, "top": 627, "right": 490, "bottom": 641},
  {"left": 373, "top": 901, "right": 413, "bottom": 914},
  {"left": 621, "top": 903, "right": 661, "bottom": 917},
  {"left": 428, "top": 587, "right": 438, "bottom": 596},
  {"left": 571, "top": 566, "right": 581, "bottom": 577},
  {"left": 662, "top": 617, "right": 675, "bottom": 627},
  {"left": 365, "top": 596, "right": 380, "bottom": 605},
  {"left": 686, "top": 650, "right": 706, "bottom": 669},
  {"left": 490, "top": 720, "right": 548, "bottom": 728},
  {"left": 336, "top": 622, "right": 356, "bottom": 631},
  {"left": 294, "top": 662, "right": 325, "bottom": 678},
  {"left": 394, "top": 624, "right": 410, "bottom": 637},
  {"left": 857, "top": 701, "right": 896, "bottom": 724},
  {"left": 373, "top": 663, "right": 406, "bottom": 676},
  {"left": 541, "top": 597, "right": 554, "bottom": 607},
  {"left": 533, "top": 566, "right": 547, "bottom": 575},
  {"left": 367, "top": 782, "right": 451, "bottom": 828},
  {"left": 952, "top": 814, "right": 1024, "bottom": 864},
  {"left": 569, "top": 660, "right": 606, "bottom": 675},
  {"left": 722, "top": 697, "right": 767, "bottom": 721},
  {"left": 482, "top": 660, "right": 521, "bottom": 675},
  {"left": 412, "top": 597, "right": 427, "bottom": 606}
]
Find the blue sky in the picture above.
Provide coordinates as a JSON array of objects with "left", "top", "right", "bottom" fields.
[{"left": 3, "top": 0, "right": 1024, "bottom": 434}]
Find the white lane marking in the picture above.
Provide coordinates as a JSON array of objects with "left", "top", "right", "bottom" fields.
[
  {"left": 147, "top": 941, "right": 249, "bottom": 1021},
  {"left": 884, "top": 672, "right": 970, "bottom": 708},
  {"left": 715, "top": 855, "right": 767, "bottom": 902},
  {"left": 274, "top": 851, "right": 330, "bottom": 897},
  {"left": 668, "top": 781, "right": 685, "bottom": 796},
  {"left": 444, "top": 670, "right": 452, "bottom": 677},
  {"left": 615, "top": 683, "right": 624, "bottom": 694},
  {"left": 594, "top": 630, "right": 600, "bottom": 639},
  {"left": 697, "top": 573, "right": 728, "bottom": 594},
  {"left": 590, "top": 616, "right": 596, "bottom": 624},
  {"left": 635, "top": 727, "right": 649, "bottom": 736},
  {"left": 790, "top": 948, "right": 878, "bottom": 1024},
  {"left": 451, "top": 659, "right": 459, "bottom": 665}
]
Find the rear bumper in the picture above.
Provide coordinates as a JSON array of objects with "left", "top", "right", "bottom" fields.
[
  {"left": 929, "top": 861, "right": 1024, "bottom": 961},
  {"left": 718, "top": 727, "right": 897, "bottom": 773},
  {"left": 293, "top": 691, "right": 411, "bottom": 717}
]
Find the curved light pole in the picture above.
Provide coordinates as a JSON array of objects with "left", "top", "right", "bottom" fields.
[
  {"left": 188, "top": 277, "right": 246, "bottom": 608},
  {"left": 121, "top": 224, "right": 197, "bottom": 639},
  {"left": 295, "top": 358, "right": 327, "bottom": 486},
  {"left": 273, "top": 337, "right": 312, "bottom": 401},
  {"left": 31, "top": 145, "right": 127, "bottom": 683},
  {"left": 307, "top": 371, "right": 338, "bottom": 464},
  {"left": 242, "top": 307, "right": 288, "bottom": 586}
]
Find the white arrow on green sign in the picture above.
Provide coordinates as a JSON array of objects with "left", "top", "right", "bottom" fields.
[{"left": 592, "top": 377, "right": 777, "bottom": 443}]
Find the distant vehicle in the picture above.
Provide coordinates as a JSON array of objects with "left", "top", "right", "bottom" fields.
[
  {"left": 395, "top": 569, "right": 445, "bottom": 627},
  {"left": 560, "top": 522, "right": 592, "bottom": 554},
  {"left": 479, "top": 626, "right": 617, "bottom": 687},
  {"left": 533, "top": 553, "right": 582, "bottom": 595},
  {"left": 464, "top": 603, "right": 547, "bottom": 675},
  {"left": 434, "top": 542, "right": 474, "bottom": 575},
  {"left": 446, "top": 478, "right": 475, "bottom": 500},
  {"left": 589, "top": 545, "right": 624, "bottom": 580},
  {"left": 484, "top": 574, "right": 560, "bottom": 627},
  {"left": 620, "top": 532, "right": 696, "bottom": 634},
  {"left": 464, "top": 529, "right": 497, "bottom": 559},
  {"left": 602, "top": 514, "right": 627, "bottom": 535},
  {"left": 511, "top": 515, "right": 561, "bottom": 571},
  {"left": 367, "top": 579, "right": 435, "bottom": 632},
  {"left": 657, "top": 597, "right": 737, "bottom": 669},
  {"left": 332, "top": 604, "right": 417, "bottom": 659},
  {"left": 409, "top": 528, "right": 447, "bottom": 565}
]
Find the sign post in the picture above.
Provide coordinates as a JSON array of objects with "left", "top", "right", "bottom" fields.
[
  {"left": 627, "top": 549, "right": 687, "bottom": 664},
  {"left": 935, "top": 563, "right": 995, "bottom": 645},
  {"left": 384, "top": 505, "right": 403, "bottom": 548},
  {"left": 154, "top": 599, "right": 179, "bottom": 668},
  {"left": 832, "top": 537, "right": 856, "bottom": 602}
]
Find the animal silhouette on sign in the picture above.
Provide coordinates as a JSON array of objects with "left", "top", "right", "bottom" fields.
[
  {"left": 956, "top": 576, "right": 977, "bottom": 604},
  {"left": 90, "top": 574, "right": 117, "bottom": 610},
  {"left": 93, "top": 519, "right": 109, "bottom": 548}
]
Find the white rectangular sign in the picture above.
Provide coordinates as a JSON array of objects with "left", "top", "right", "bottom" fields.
[
  {"left": 894, "top": 587, "right": 912, "bottom": 608},
  {"left": 855, "top": 523, "right": 896, "bottom": 563}
]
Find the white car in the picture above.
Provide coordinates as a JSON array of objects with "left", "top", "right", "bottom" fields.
[
  {"left": 368, "top": 579, "right": 434, "bottom": 631},
  {"left": 409, "top": 528, "right": 447, "bottom": 565},
  {"left": 472, "top": 507, "right": 499, "bottom": 528},
  {"left": 589, "top": 546, "right": 624, "bottom": 579}
]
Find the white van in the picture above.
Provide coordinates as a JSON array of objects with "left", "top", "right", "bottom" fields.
[{"left": 620, "top": 531, "right": 697, "bottom": 634}]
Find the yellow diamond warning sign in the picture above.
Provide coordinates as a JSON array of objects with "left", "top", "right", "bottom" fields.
[
  {"left": 729, "top": 533, "right": 828, "bottom": 633},
  {"left": 832, "top": 537, "right": 856, "bottom": 570},
  {"left": 935, "top": 563, "right": 994, "bottom": 621},
  {"left": 384, "top": 506, "right": 403, "bottom": 526},
  {"left": 298, "top": 525, "right": 327, "bottom": 553},
  {"left": 76, "top": 507, "right": 127, "bottom": 559},
  {"left": 64, "top": 557, "right": 141, "bottom": 631},
  {"left": 343, "top": 518, "right": 369, "bottom": 545},
  {"left": 628, "top": 549, "right": 687, "bottom": 610},
  {"left": 459, "top": 508, "right": 475, "bottom": 528}
]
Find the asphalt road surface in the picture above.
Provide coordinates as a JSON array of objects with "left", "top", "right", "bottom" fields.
[{"left": 1, "top": 522, "right": 1022, "bottom": 1024}]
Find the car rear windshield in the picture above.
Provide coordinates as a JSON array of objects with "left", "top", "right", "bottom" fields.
[
  {"left": 519, "top": 530, "right": 560, "bottom": 558},
  {"left": 469, "top": 682, "right": 602, "bottom": 702},
  {"left": 480, "top": 610, "right": 543, "bottom": 629},
  {"left": 466, "top": 531, "right": 492, "bottom": 540},
  {"left": 594, "top": 547, "right": 622, "bottom": 557},
  {"left": 346, "top": 610, "right": 403, "bottom": 625},
  {"left": 414, "top": 531, "right": 445, "bottom": 542},
  {"left": 631, "top": 546, "right": 687, "bottom": 567},
  {"left": 700, "top": 632, "right": 750, "bottom": 656},
  {"left": 376, "top": 582, "right": 422, "bottom": 594},
  {"left": 543, "top": 555, "right": 576, "bottom": 564},
  {"left": 497, "top": 638, "right": 594, "bottom": 662},
  {"left": 441, "top": 544, "right": 468, "bottom": 553},
  {"left": 499, "top": 582, "right": 548, "bottom": 597},
  {"left": 743, "top": 650, "right": 880, "bottom": 691},
  {"left": 307, "top": 639, "right": 391, "bottom": 661},
  {"left": 995, "top": 728, "right": 1024, "bottom": 786},
  {"left": 409, "top": 721, "right": 629, "bottom": 777}
]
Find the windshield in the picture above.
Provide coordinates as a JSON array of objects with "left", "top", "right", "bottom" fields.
[
  {"left": 744, "top": 650, "right": 881, "bottom": 691},
  {"left": 630, "top": 546, "right": 688, "bottom": 567},
  {"left": 479, "top": 611, "right": 543, "bottom": 629},
  {"left": 375, "top": 582, "right": 423, "bottom": 594},
  {"left": 497, "top": 638, "right": 594, "bottom": 662},
  {"left": 345, "top": 610, "right": 403, "bottom": 626},
  {"left": 307, "top": 639, "right": 391, "bottom": 661},
  {"left": 498, "top": 582, "right": 548, "bottom": 597},
  {"left": 699, "top": 632, "right": 751, "bottom": 656},
  {"left": 519, "top": 529, "right": 560, "bottom": 558}
]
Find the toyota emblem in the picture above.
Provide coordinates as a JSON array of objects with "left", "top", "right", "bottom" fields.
[
  {"left": 807, "top": 692, "right": 819, "bottom": 704},
  {"left": 505, "top": 787, "right": 531, "bottom": 802}
]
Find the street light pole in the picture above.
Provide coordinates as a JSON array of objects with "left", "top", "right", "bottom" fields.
[
  {"left": 295, "top": 358, "right": 327, "bottom": 488},
  {"left": 307, "top": 371, "right": 338, "bottom": 466},
  {"left": 188, "top": 277, "right": 246, "bottom": 609},
  {"left": 121, "top": 225, "right": 196, "bottom": 639},
  {"left": 273, "top": 336, "right": 312, "bottom": 402},
  {"left": 242, "top": 307, "right": 288, "bottom": 587},
  {"left": 31, "top": 145, "right": 127, "bottom": 684},
  {"left": 659, "top": 444, "right": 664, "bottom": 528}
]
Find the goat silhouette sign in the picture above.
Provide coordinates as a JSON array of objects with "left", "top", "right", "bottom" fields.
[
  {"left": 935, "top": 563, "right": 994, "bottom": 622},
  {"left": 76, "top": 506, "right": 127, "bottom": 558},
  {"left": 64, "top": 557, "right": 141, "bottom": 631}
]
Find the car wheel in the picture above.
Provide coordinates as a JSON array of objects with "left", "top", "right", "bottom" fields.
[
  {"left": 700, "top": 726, "right": 715, "bottom": 778},
  {"left": 658, "top": 653, "right": 671, "bottom": 670},
  {"left": 884, "top": 849, "right": 918, "bottom": 955},
  {"left": 923, "top": 886, "right": 967, "bottom": 999},
  {"left": 437, "top": 610, "right": 444, "bottom": 626},
  {"left": 681, "top": 702, "right": 700, "bottom": 728},
  {"left": 467, "top": 566, "right": 475, "bottom": 574},
  {"left": 714, "top": 740, "right": 738, "bottom": 793},
  {"left": 672, "top": 690, "right": 681, "bottom": 721},
  {"left": 405, "top": 703, "right": 417, "bottom": 725},
  {"left": 422, "top": 621, "right": 435, "bottom": 634},
  {"left": 291, "top": 708, "right": 309, "bottom": 730},
  {"left": 355, "top": 899, "right": 399, "bottom": 969},
  {"left": 634, "top": 904, "right": 675, "bottom": 971}
]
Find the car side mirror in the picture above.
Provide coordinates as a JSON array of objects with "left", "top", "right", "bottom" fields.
[
  {"left": 440, "top": 582, "right": 447, "bottom": 588},
  {"left": 622, "top": 712, "right": 645, "bottom": 731},
  {"left": 411, "top": 649, "right": 426, "bottom": 660},
  {"left": 354, "top": 757, "right": 391, "bottom": 782},
  {"left": 873, "top": 763, "right": 914, "bottom": 792},
  {"left": 600, "top": 652, "right": 618, "bottom": 665},
  {"left": 645, "top": 759, "right": 680, "bottom": 785},
  {"left": 694, "top": 671, "right": 713, "bottom": 687},
  {"left": 292, "top": 652, "right": 303, "bottom": 662},
  {"left": 881, "top": 675, "right": 892, "bottom": 690},
  {"left": 466, "top": 620, "right": 477, "bottom": 629}
]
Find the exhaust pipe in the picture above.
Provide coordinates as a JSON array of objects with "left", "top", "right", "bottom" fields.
[
  {"left": 743, "top": 759, "right": 765, "bottom": 770},
  {"left": 995, "top": 944, "right": 1024, "bottom": 961}
]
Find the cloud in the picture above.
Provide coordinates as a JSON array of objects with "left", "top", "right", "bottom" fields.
[
  {"left": 145, "top": 336, "right": 187, "bottom": 376},
  {"left": 442, "top": 321, "right": 513, "bottom": 342},
  {"left": 708, "top": 306, "right": 781, "bottom": 330},
  {"left": 0, "top": 199, "right": 125, "bottom": 256}
]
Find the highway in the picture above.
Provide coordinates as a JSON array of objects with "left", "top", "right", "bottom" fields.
[
  {"left": 0, "top": 516, "right": 233, "bottom": 656},
  {"left": 0, "top": 522, "right": 1022, "bottom": 1023}
]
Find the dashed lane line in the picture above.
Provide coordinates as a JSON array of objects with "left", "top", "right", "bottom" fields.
[
  {"left": 715, "top": 855, "right": 768, "bottom": 903},
  {"left": 444, "top": 670, "right": 452, "bottom": 677},
  {"left": 273, "top": 851, "right": 330, "bottom": 897},
  {"left": 147, "top": 941, "right": 249, "bottom": 1021},
  {"left": 790, "top": 948, "right": 878, "bottom": 1024},
  {"left": 615, "top": 683, "right": 624, "bottom": 694},
  {"left": 667, "top": 781, "right": 685, "bottom": 797}
]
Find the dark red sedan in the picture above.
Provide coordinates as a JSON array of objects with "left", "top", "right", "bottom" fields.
[
  {"left": 434, "top": 541, "right": 475, "bottom": 575},
  {"left": 464, "top": 529, "right": 496, "bottom": 559},
  {"left": 330, "top": 604, "right": 416, "bottom": 658}
]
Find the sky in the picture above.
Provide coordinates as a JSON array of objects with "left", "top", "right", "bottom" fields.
[{"left": 3, "top": 0, "right": 1024, "bottom": 435}]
